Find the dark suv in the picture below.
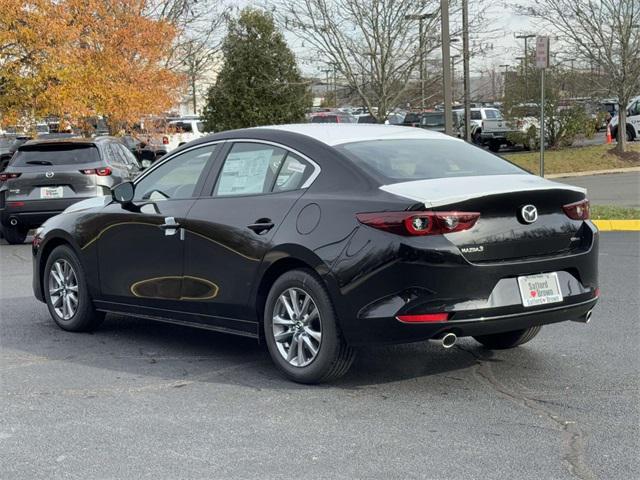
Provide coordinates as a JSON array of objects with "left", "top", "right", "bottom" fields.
[{"left": 0, "top": 137, "right": 141, "bottom": 244}]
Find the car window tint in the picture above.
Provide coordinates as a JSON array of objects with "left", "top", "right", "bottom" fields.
[
  {"left": 337, "top": 139, "right": 525, "bottom": 181},
  {"left": 215, "top": 143, "right": 286, "bottom": 196},
  {"left": 12, "top": 144, "right": 100, "bottom": 166},
  {"left": 485, "top": 109, "right": 503, "bottom": 120},
  {"left": 135, "top": 144, "right": 217, "bottom": 201},
  {"left": 470, "top": 110, "right": 482, "bottom": 120},
  {"left": 273, "top": 153, "right": 311, "bottom": 192},
  {"left": 117, "top": 144, "right": 137, "bottom": 165}
]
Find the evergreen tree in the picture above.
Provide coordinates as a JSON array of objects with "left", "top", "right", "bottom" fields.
[{"left": 202, "top": 9, "right": 310, "bottom": 131}]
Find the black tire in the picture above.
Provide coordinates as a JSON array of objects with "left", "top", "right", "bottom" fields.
[
  {"left": 263, "top": 269, "right": 355, "bottom": 384},
  {"left": 626, "top": 125, "right": 635, "bottom": 142},
  {"left": 488, "top": 140, "right": 501, "bottom": 152},
  {"left": 2, "top": 226, "right": 28, "bottom": 244},
  {"left": 473, "top": 325, "right": 542, "bottom": 350},
  {"left": 43, "top": 245, "right": 105, "bottom": 332}
]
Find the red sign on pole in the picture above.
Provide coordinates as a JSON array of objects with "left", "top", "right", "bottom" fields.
[{"left": 536, "top": 36, "right": 550, "bottom": 69}]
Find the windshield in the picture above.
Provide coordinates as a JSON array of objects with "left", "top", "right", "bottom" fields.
[
  {"left": 12, "top": 144, "right": 100, "bottom": 166},
  {"left": 336, "top": 139, "right": 526, "bottom": 182}
]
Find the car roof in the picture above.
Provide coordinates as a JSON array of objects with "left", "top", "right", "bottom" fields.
[
  {"left": 20, "top": 136, "right": 118, "bottom": 148},
  {"left": 255, "top": 124, "right": 456, "bottom": 146}
]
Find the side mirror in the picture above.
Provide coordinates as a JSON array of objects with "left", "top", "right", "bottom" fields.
[{"left": 112, "top": 181, "right": 135, "bottom": 205}]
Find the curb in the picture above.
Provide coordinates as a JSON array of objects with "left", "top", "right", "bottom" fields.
[
  {"left": 546, "top": 167, "right": 640, "bottom": 179},
  {"left": 593, "top": 220, "right": 640, "bottom": 231}
]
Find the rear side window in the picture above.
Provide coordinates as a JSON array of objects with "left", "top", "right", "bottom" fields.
[
  {"left": 274, "top": 153, "right": 311, "bottom": 192},
  {"left": 215, "top": 143, "right": 287, "bottom": 196},
  {"left": 337, "top": 139, "right": 525, "bottom": 182},
  {"left": 470, "top": 110, "right": 482, "bottom": 120},
  {"left": 12, "top": 144, "right": 100, "bottom": 166}
]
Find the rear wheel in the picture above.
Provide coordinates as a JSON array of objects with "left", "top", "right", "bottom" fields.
[
  {"left": 488, "top": 140, "right": 501, "bottom": 152},
  {"left": 44, "top": 245, "right": 104, "bottom": 332},
  {"left": 264, "top": 269, "right": 355, "bottom": 384},
  {"left": 2, "top": 226, "right": 28, "bottom": 244},
  {"left": 473, "top": 326, "right": 541, "bottom": 349}
]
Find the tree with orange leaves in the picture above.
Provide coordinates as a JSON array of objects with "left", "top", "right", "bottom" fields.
[{"left": 0, "top": 0, "right": 184, "bottom": 132}]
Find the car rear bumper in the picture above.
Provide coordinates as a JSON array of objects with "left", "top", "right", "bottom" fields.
[
  {"left": 347, "top": 295, "right": 598, "bottom": 345},
  {"left": 1, "top": 197, "right": 94, "bottom": 229}
]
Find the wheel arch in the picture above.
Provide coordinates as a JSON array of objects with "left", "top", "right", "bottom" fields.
[
  {"left": 36, "top": 232, "right": 84, "bottom": 300},
  {"left": 252, "top": 245, "right": 340, "bottom": 336}
]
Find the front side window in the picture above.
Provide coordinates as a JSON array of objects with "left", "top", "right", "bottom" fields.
[
  {"left": 337, "top": 139, "right": 525, "bottom": 182},
  {"left": 134, "top": 144, "right": 217, "bottom": 201},
  {"left": 215, "top": 143, "right": 287, "bottom": 196}
]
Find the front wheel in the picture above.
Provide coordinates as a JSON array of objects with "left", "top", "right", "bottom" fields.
[
  {"left": 473, "top": 326, "right": 541, "bottom": 349},
  {"left": 44, "top": 245, "right": 105, "bottom": 332},
  {"left": 264, "top": 269, "right": 355, "bottom": 384}
]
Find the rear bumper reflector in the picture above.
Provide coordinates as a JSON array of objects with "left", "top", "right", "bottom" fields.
[{"left": 396, "top": 313, "right": 450, "bottom": 323}]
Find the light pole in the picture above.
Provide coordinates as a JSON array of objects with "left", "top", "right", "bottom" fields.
[
  {"left": 405, "top": 12, "right": 436, "bottom": 110},
  {"left": 441, "top": 0, "right": 453, "bottom": 135},
  {"left": 515, "top": 34, "right": 535, "bottom": 101},
  {"left": 321, "top": 68, "right": 332, "bottom": 105},
  {"left": 451, "top": 54, "right": 460, "bottom": 102},
  {"left": 462, "top": 0, "right": 471, "bottom": 141},
  {"left": 499, "top": 64, "right": 510, "bottom": 98}
]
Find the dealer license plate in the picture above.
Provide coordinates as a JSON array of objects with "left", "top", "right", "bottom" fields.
[
  {"left": 517, "top": 272, "right": 563, "bottom": 307},
  {"left": 40, "top": 186, "right": 63, "bottom": 199}
]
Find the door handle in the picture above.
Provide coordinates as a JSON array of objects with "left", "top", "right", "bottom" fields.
[
  {"left": 247, "top": 219, "right": 275, "bottom": 234},
  {"left": 160, "top": 217, "right": 180, "bottom": 236}
]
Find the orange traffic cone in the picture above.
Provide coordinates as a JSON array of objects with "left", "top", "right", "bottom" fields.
[{"left": 606, "top": 124, "right": 612, "bottom": 144}]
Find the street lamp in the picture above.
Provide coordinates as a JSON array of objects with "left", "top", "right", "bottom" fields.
[{"left": 404, "top": 12, "right": 436, "bottom": 110}]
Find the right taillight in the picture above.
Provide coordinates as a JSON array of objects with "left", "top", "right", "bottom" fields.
[
  {"left": 0, "top": 172, "right": 21, "bottom": 182},
  {"left": 356, "top": 211, "right": 480, "bottom": 236},
  {"left": 563, "top": 199, "right": 590, "bottom": 220}
]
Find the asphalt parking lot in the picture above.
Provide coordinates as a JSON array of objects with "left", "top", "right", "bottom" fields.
[
  {"left": 557, "top": 172, "right": 640, "bottom": 208},
  {"left": 1, "top": 233, "right": 638, "bottom": 479}
]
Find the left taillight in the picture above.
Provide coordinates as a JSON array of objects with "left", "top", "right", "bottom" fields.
[
  {"left": 563, "top": 199, "right": 590, "bottom": 220},
  {"left": 80, "top": 167, "right": 112, "bottom": 176},
  {"left": 0, "top": 172, "right": 21, "bottom": 182},
  {"left": 356, "top": 211, "right": 480, "bottom": 236}
]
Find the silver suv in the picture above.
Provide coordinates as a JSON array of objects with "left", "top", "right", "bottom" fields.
[{"left": 0, "top": 137, "right": 141, "bottom": 244}]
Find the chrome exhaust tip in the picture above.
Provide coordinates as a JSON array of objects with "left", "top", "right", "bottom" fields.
[
  {"left": 430, "top": 332, "right": 457, "bottom": 349},
  {"left": 9, "top": 217, "right": 18, "bottom": 226},
  {"left": 572, "top": 310, "right": 593, "bottom": 324}
]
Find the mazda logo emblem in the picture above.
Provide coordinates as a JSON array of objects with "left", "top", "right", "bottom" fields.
[
  {"left": 45, "top": 171, "right": 54, "bottom": 178},
  {"left": 521, "top": 204, "right": 538, "bottom": 224}
]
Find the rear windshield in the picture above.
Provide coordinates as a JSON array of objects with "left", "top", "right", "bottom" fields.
[
  {"left": 421, "top": 113, "right": 444, "bottom": 126},
  {"left": 12, "top": 144, "right": 100, "bottom": 166},
  {"left": 336, "top": 139, "right": 525, "bottom": 182}
]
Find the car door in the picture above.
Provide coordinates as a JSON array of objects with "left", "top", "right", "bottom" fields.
[
  {"left": 93, "top": 142, "right": 220, "bottom": 311},
  {"left": 180, "top": 141, "right": 318, "bottom": 334}
]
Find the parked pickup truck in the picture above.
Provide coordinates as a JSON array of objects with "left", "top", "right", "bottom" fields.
[
  {"left": 153, "top": 118, "right": 208, "bottom": 153},
  {"left": 471, "top": 108, "right": 517, "bottom": 152}
]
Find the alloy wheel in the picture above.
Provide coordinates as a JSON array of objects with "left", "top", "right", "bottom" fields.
[
  {"left": 48, "top": 259, "right": 79, "bottom": 320},
  {"left": 272, "top": 287, "right": 322, "bottom": 367}
]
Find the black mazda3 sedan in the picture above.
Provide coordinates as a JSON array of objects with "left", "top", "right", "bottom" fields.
[{"left": 32, "top": 125, "right": 599, "bottom": 383}]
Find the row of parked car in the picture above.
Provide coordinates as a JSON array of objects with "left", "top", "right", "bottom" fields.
[{"left": 0, "top": 135, "right": 152, "bottom": 244}]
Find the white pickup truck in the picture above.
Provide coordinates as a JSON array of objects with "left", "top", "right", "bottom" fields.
[
  {"left": 455, "top": 107, "right": 520, "bottom": 152},
  {"left": 609, "top": 96, "right": 640, "bottom": 142},
  {"left": 155, "top": 118, "right": 208, "bottom": 153}
]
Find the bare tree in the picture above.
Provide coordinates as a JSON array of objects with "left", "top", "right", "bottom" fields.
[
  {"left": 146, "top": 0, "right": 230, "bottom": 114},
  {"left": 270, "top": 0, "right": 443, "bottom": 121},
  {"left": 522, "top": 0, "right": 640, "bottom": 153}
]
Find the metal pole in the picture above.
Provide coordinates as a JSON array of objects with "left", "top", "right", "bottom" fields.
[
  {"left": 462, "top": 0, "right": 471, "bottom": 141},
  {"left": 441, "top": 0, "right": 452, "bottom": 135},
  {"left": 419, "top": 19, "right": 425, "bottom": 110},
  {"left": 540, "top": 67, "right": 545, "bottom": 177},
  {"left": 333, "top": 66, "right": 338, "bottom": 107}
]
